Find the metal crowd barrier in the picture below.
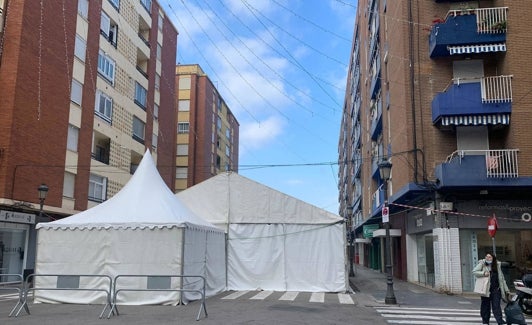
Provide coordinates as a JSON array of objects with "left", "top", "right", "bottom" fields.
[
  {"left": 0, "top": 273, "right": 25, "bottom": 317},
  {"left": 109, "top": 274, "right": 207, "bottom": 321},
  {"left": 13, "top": 274, "right": 113, "bottom": 318}
]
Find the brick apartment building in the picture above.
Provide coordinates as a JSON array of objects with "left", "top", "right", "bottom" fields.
[
  {"left": 339, "top": 0, "right": 532, "bottom": 294},
  {"left": 175, "top": 64, "right": 239, "bottom": 191},
  {"left": 0, "top": 0, "right": 177, "bottom": 275}
]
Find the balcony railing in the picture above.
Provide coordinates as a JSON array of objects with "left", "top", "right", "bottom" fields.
[
  {"left": 446, "top": 149, "right": 519, "bottom": 178},
  {"left": 481, "top": 75, "right": 512, "bottom": 103},
  {"left": 429, "top": 7, "right": 508, "bottom": 58},
  {"left": 432, "top": 75, "right": 512, "bottom": 126}
]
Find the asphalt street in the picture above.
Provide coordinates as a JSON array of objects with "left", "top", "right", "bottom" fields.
[{"left": 0, "top": 266, "right": 518, "bottom": 324}]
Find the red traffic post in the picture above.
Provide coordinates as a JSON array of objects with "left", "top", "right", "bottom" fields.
[{"left": 488, "top": 214, "right": 498, "bottom": 238}]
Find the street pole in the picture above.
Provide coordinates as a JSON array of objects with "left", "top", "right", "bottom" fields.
[
  {"left": 379, "top": 158, "right": 396, "bottom": 305},
  {"left": 349, "top": 231, "right": 355, "bottom": 277}
]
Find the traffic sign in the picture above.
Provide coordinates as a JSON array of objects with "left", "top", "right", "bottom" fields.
[{"left": 382, "top": 206, "right": 389, "bottom": 223}]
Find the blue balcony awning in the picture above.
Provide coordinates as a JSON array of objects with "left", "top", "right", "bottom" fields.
[
  {"left": 441, "top": 114, "right": 510, "bottom": 126},
  {"left": 448, "top": 43, "right": 506, "bottom": 55}
]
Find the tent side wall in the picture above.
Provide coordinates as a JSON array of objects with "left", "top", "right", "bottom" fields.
[
  {"left": 35, "top": 227, "right": 184, "bottom": 305},
  {"left": 227, "top": 223, "right": 346, "bottom": 292},
  {"left": 182, "top": 227, "right": 226, "bottom": 302}
]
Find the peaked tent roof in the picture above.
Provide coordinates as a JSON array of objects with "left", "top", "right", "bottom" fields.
[
  {"left": 176, "top": 172, "right": 343, "bottom": 226},
  {"left": 38, "top": 150, "right": 219, "bottom": 231}
]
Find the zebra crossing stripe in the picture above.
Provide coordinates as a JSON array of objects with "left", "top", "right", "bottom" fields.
[
  {"left": 279, "top": 291, "right": 298, "bottom": 301},
  {"left": 309, "top": 292, "right": 324, "bottom": 303},
  {"left": 338, "top": 293, "right": 354, "bottom": 304},
  {"left": 221, "top": 290, "right": 250, "bottom": 300},
  {"left": 250, "top": 290, "right": 273, "bottom": 300}
]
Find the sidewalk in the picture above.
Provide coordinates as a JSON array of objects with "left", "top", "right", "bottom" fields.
[{"left": 349, "top": 265, "right": 479, "bottom": 309}]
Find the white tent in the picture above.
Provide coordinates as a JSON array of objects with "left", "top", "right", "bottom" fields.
[
  {"left": 35, "top": 150, "right": 226, "bottom": 305},
  {"left": 176, "top": 172, "right": 347, "bottom": 293}
]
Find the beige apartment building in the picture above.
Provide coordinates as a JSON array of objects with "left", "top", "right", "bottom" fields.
[
  {"left": 0, "top": 0, "right": 177, "bottom": 275},
  {"left": 175, "top": 64, "right": 239, "bottom": 191},
  {"left": 339, "top": 0, "right": 532, "bottom": 293}
]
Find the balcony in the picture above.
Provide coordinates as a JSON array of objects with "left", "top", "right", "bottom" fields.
[
  {"left": 432, "top": 75, "right": 512, "bottom": 127},
  {"left": 435, "top": 149, "right": 528, "bottom": 189},
  {"left": 429, "top": 7, "right": 508, "bottom": 58},
  {"left": 370, "top": 100, "right": 382, "bottom": 140},
  {"left": 369, "top": 56, "right": 381, "bottom": 100},
  {"left": 371, "top": 187, "right": 384, "bottom": 215}
]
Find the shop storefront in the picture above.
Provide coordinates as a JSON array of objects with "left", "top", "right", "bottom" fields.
[
  {"left": 0, "top": 210, "right": 35, "bottom": 276},
  {"left": 406, "top": 200, "right": 532, "bottom": 293}
]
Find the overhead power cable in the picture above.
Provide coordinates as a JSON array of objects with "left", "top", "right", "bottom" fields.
[{"left": 241, "top": 0, "right": 341, "bottom": 110}]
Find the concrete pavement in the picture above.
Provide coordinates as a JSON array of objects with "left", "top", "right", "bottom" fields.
[{"left": 349, "top": 265, "right": 479, "bottom": 309}]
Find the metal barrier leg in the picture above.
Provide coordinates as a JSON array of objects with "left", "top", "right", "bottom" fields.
[
  {"left": 8, "top": 289, "right": 22, "bottom": 317},
  {"left": 107, "top": 303, "right": 119, "bottom": 319},
  {"left": 195, "top": 293, "right": 207, "bottom": 321}
]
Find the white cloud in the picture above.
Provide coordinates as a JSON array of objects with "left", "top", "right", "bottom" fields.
[{"left": 240, "top": 115, "right": 285, "bottom": 151}]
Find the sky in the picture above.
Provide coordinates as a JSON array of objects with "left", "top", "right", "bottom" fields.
[{"left": 158, "top": 0, "right": 357, "bottom": 214}]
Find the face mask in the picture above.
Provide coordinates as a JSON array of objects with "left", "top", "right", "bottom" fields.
[{"left": 485, "top": 260, "right": 493, "bottom": 265}]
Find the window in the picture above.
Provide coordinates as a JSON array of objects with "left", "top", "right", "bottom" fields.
[
  {"left": 156, "top": 43, "right": 162, "bottom": 61},
  {"left": 98, "top": 51, "right": 115, "bottom": 84},
  {"left": 74, "top": 34, "right": 86, "bottom": 61},
  {"left": 216, "top": 116, "right": 222, "bottom": 131},
  {"left": 63, "top": 172, "right": 75, "bottom": 198},
  {"left": 140, "top": 0, "right": 152, "bottom": 13},
  {"left": 158, "top": 12, "right": 164, "bottom": 31},
  {"left": 100, "top": 11, "right": 118, "bottom": 46},
  {"left": 152, "top": 133, "right": 157, "bottom": 149},
  {"left": 132, "top": 116, "right": 145, "bottom": 143},
  {"left": 225, "top": 144, "right": 230, "bottom": 157},
  {"left": 71, "top": 79, "right": 83, "bottom": 105},
  {"left": 134, "top": 82, "right": 147, "bottom": 109},
  {"left": 108, "top": 0, "right": 120, "bottom": 10},
  {"left": 226, "top": 128, "right": 231, "bottom": 140},
  {"left": 217, "top": 96, "right": 222, "bottom": 112},
  {"left": 95, "top": 90, "right": 113, "bottom": 123},
  {"left": 153, "top": 103, "right": 159, "bottom": 119},
  {"left": 178, "top": 122, "right": 189, "bottom": 134},
  {"left": 67, "top": 124, "right": 79, "bottom": 152},
  {"left": 155, "top": 73, "right": 160, "bottom": 90},
  {"left": 179, "top": 76, "right": 191, "bottom": 90},
  {"left": 88, "top": 174, "right": 107, "bottom": 202},
  {"left": 178, "top": 100, "right": 190, "bottom": 112},
  {"left": 176, "top": 167, "right": 187, "bottom": 179},
  {"left": 216, "top": 155, "right": 221, "bottom": 169},
  {"left": 177, "top": 144, "right": 188, "bottom": 156},
  {"left": 78, "top": 0, "right": 88, "bottom": 18}
]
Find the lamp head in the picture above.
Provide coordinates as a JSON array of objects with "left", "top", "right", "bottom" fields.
[
  {"left": 378, "top": 158, "right": 392, "bottom": 181},
  {"left": 38, "top": 184, "right": 49, "bottom": 200}
]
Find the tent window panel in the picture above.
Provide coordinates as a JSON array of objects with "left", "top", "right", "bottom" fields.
[{"left": 88, "top": 174, "right": 107, "bottom": 202}]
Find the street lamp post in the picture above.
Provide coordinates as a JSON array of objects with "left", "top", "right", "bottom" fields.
[
  {"left": 378, "top": 158, "right": 396, "bottom": 305},
  {"left": 38, "top": 184, "right": 49, "bottom": 222}
]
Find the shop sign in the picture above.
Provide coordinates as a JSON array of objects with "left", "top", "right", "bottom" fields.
[
  {"left": 0, "top": 210, "right": 35, "bottom": 224},
  {"left": 363, "top": 224, "right": 379, "bottom": 238}
]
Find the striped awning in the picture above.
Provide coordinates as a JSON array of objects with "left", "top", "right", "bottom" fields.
[
  {"left": 441, "top": 114, "right": 510, "bottom": 126},
  {"left": 448, "top": 43, "right": 506, "bottom": 55}
]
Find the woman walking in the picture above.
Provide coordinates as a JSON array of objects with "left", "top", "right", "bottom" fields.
[{"left": 472, "top": 252, "right": 510, "bottom": 325}]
